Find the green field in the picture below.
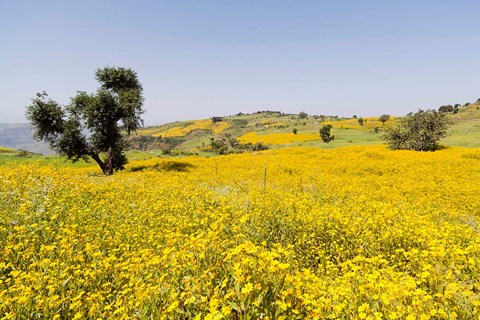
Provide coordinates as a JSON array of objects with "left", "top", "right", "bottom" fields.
[
  {"left": 2, "top": 103, "right": 479, "bottom": 165},
  {"left": 134, "top": 103, "right": 480, "bottom": 152}
]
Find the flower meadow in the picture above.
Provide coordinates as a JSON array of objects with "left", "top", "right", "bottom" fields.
[
  {"left": 141, "top": 119, "right": 230, "bottom": 138},
  {"left": 1, "top": 145, "right": 479, "bottom": 319},
  {"left": 238, "top": 132, "right": 320, "bottom": 145}
]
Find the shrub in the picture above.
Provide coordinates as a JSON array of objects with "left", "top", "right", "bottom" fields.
[
  {"left": 293, "top": 128, "right": 298, "bottom": 135},
  {"left": 299, "top": 112, "right": 308, "bottom": 119},
  {"left": 438, "top": 105, "right": 453, "bottom": 113},
  {"left": 358, "top": 118, "right": 364, "bottom": 126},
  {"left": 211, "top": 116, "right": 223, "bottom": 123},
  {"left": 382, "top": 109, "right": 452, "bottom": 151},
  {"left": 232, "top": 119, "right": 248, "bottom": 128},
  {"left": 15, "top": 150, "right": 33, "bottom": 158},
  {"left": 319, "top": 124, "right": 335, "bottom": 143},
  {"left": 210, "top": 134, "right": 240, "bottom": 154},
  {"left": 162, "top": 148, "right": 173, "bottom": 155},
  {"left": 379, "top": 114, "right": 390, "bottom": 125}
]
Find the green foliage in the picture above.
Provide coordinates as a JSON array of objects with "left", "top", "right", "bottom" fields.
[
  {"left": 162, "top": 148, "right": 173, "bottom": 155},
  {"left": 379, "top": 114, "right": 390, "bottom": 124},
  {"left": 211, "top": 116, "right": 223, "bottom": 123},
  {"left": 439, "top": 104, "right": 460, "bottom": 114},
  {"left": 209, "top": 135, "right": 239, "bottom": 155},
  {"left": 319, "top": 124, "right": 335, "bottom": 143},
  {"left": 210, "top": 135, "right": 268, "bottom": 155},
  {"left": 382, "top": 109, "right": 452, "bottom": 151},
  {"left": 358, "top": 117, "right": 364, "bottom": 125},
  {"left": 129, "top": 161, "right": 194, "bottom": 172},
  {"left": 292, "top": 128, "right": 298, "bottom": 135},
  {"left": 298, "top": 111, "right": 308, "bottom": 119},
  {"left": 232, "top": 119, "right": 248, "bottom": 128},
  {"left": 26, "top": 67, "right": 144, "bottom": 175},
  {"left": 15, "top": 150, "right": 34, "bottom": 158}
]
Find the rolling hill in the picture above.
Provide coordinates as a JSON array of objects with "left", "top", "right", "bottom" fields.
[
  {"left": 131, "top": 102, "right": 480, "bottom": 154},
  {"left": 1, "top": 102, "right": 479, "bottom": 158}
]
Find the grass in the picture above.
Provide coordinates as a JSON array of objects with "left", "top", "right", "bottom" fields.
[
  {"left": 440, "top": 104, "right": 480, "bottom": 148},
  {"left": 2, "top": 102, "right": 479, "bottom": 163}
]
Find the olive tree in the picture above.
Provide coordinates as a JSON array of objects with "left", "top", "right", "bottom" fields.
[
  {"left": 379, "top": 114, "right": 390, "bottom": 125},
  {"left": 298, "top": 111, "right": 308, "bottom": 119},
  {"left": 26, "top": 66, "right": 144, "bottom": 175},
  {"left": 382, "top": 109, "right": 452, "bottom": 151},
  {"left": 319, "top": 124, "right": 335, "bottom": 143}
]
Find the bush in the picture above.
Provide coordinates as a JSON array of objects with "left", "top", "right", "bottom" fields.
[
  {"left": 358, "top": 118, "right": 364, "bottom": 126},
  {"left": 15, "top": 150, "right": 33, "bottom": 158},
  {"left": 209, "top": 135, "right": 268, "bottom": 154},
  {"left": 293, "top": 128, "right": 298, "bottom": 135},
  {"left": 319, "top": 124, "right": 335, "bottom": 143},
  {"left": 438, "top": 105, "right": 453, "bottom": 113},
  {"left": 379, "top": 114, "right": 390, "bottom": 125},
  {"left": 298, "top": 112, "right": 308, "bottom": 119},
  {"left": 382, "top": 109, "right": 452, "bottom": 151},
  {"left": 232, "top": 119, "right": 248, "bottom": 128},
  {"left": 210, "top": 135, "right": 238, "bottom": 154},
  {"left": 211, "top": 117, "right": 223, "bottom": 123}
]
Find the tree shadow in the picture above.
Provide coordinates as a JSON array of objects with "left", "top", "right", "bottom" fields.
[{"left": 129, "top": 161, "right": 194, "bottom": 173}]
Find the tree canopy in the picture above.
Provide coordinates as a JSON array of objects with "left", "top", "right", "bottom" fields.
[
  {"left": 319, "top": 124, "right": 335, "bottom": 143},
  {"left": 26, "top": 67, "right": 144, "bottom": 175},
  {"left": 379, "top": 114, "right": 390, "bottom": 124},
  {"left": 382, "top": 109, "right": 452, "bottom": 151}
]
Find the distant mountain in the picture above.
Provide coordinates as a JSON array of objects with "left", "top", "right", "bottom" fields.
[{"left": 0, "top": 123, "right": 54, "bottom": 155}]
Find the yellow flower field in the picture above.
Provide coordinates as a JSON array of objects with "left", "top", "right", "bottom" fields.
[
  {"left": 323, "top": 117, "right": 397, "bottom": 130},
  {"left": 239, "top": 132, "right": 320, "bottom": 144},
  {"left": 1, "top": 145, "right": 479, "bottom": 319},
  {"left": 142, "top": 119, "right": 230, "bottom": 138}
]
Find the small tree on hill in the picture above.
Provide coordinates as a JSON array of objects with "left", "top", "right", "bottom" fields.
[
  {"left": 379, "top": 114, "right": 390, "bottom": 125},
  {"left": 210, "top": 134, "right": 238, "bottom": 154},
  {"left": 26, "top": 66, "right": 144, "bottom": 175},
  {"left": 438, "top": 105, "right": 453, "bottom": 113},
  {"left": 453, "top": 104, "right": 460, "bottom": 113},
  {"left": 382, "top": 109, "right": 452, "bottom": 151},
  {"left": 319, "top": 124, "right": 335, "bottom": 143},
  {"left": 299, "top": 111, "right": 308, "bottom": 119}
]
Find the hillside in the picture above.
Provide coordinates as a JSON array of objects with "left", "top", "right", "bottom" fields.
[
  {"left": 2, "top": 102, "right": 479, "bottom": 157},
  {"left": 132, "top": 102, "right": 480, "bottom": 154},
  {"left": 0, "top": 123, "right": 53, "bottom": 155}
]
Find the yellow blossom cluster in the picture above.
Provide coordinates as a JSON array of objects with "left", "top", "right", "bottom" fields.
[
  {"left": 259, "top": 121, "right": 288, "bottom": 128},
  {"left": 322, "top": 117, "right": 397, "bottom": 130},
  {"left": 238, "top": 132, "right": 320, "bottom": 144},
  {"left": 0, "top": 145, "right": 479, "bottom": 319},
  {"left": 142, "top": 119, "right": 230, "bottom": 138}
]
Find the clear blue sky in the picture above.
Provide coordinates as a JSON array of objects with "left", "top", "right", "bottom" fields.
[{"left": 1, "top": 1, "right": 479, "bottom": 125}]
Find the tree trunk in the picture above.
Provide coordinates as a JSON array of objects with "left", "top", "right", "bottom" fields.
[
  {"left": 105, "top": 147, "right": 114, "bottom": 175},
  {"left": 90, "top": 153, "right": 110, "bottom": 175}
]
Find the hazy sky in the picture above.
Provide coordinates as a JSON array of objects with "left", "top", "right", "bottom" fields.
[{"left": 1, "top": 1, "right": 479, "bottom": 125}]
